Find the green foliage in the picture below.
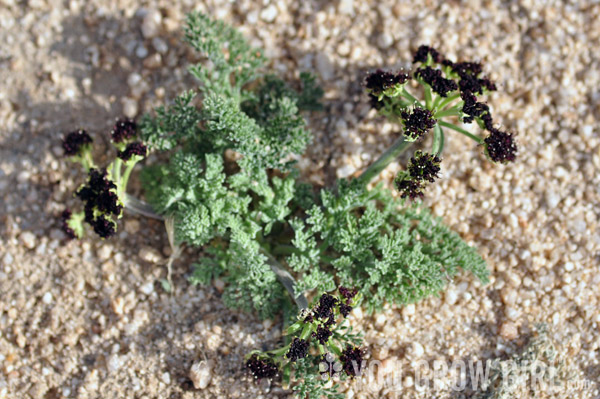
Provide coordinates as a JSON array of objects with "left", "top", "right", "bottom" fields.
[
  {"left": 288, "top": 180, "right": 488, "bottom": 313},
  {"left": 139, "top": 12, "right": 488, "bottom": 321}
]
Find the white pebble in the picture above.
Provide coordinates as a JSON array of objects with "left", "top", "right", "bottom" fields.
[
  {"left": 403, "top": 304, "right": 415, "bottom": 316},
  {"left": 107, "top": 354, "right": 122, "bottom": 372},
  {"left": 189, "top": 361, "right": 212, "bottom": 389},
  {"left": 378, "top": 33, "right": 394, "bottom": 49},
  {"left": 141, "top": 9, "right": 162, "bottom": 38},
  {"left": 140, "top": 281, "right": 154, "bottom": 296},
  {"left": 20, "top": 232, "right": 36, "bottom": 249},
  {"left": 445, "top": 288, "right": 458, "bottom": 305},
  {"left": 122, "top": 97, "right": 138, "bottom": 118},
  {"left": 161, "top": 372, "right": 171, "bottom": 384},
  {"left": 338, "top": 0, "right": 354, "bottom": 15},
  {"left": 138, "top": 246, "right": 162, "bottom": 264},
  {"left": 260, "top": 5, "right": 278, "bottom": 23},
  {"left": 42, "top": 292, "right": 53, "bottom": 304},
  {"left": 411, "top": 342, "right": 425, "bottom": 358},
  {"left": 337, "top": 164, "right": 356, "bottom": 178}
]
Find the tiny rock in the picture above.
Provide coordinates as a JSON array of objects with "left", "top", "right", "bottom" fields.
[
  {"left": 138, "top": 246, "right": 162, "bottom": 264},
  {"left": 260, "top": 5, "right": 278, "bottom": 23},
  {"left": 213, "top": 278, "right": 225, "bottom": 293},
  {"left": 111, "top": 297, "right": 125, "bottom": 316},
  {"left": 20, "top": 232, "right": 36, "bottom": 249},
  {"left": 140, "top": 281, "right": 154, "bottom": 296},
  {"left": 42, "top": 292, "right": 53, "bottom": 304},
  {"left": 141, "top": 9, "right": 162, "bottom": 38},
  {"left": 410, "top": 342, "right": 425, "bottom": 358},
  {"left": 189, "top": 360, "right": 211, "bottom": 389},
  {"left": 499, "top": 321, "right": 518, "bottom": 340},
  {"left": 122, "top": 97, "right": 138, "bottom": 119}
]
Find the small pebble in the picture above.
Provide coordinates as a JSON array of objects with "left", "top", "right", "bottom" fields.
[
  {"left": 259, "top": 5, "right": 278, "bottom": 23},
  {"left": 141, "top": 9, "right": 162, "bottom": 38},
  {"left": 20, "top": 232, "right": 36, "bottom": 249},
  {"left": 189, "top": 361, "right": 212, "bottom": 389},
  {"left": 138, "top": 246, "right": 162, "bottom": 264},
  {"left": 140, "top": 281, "right": 154, "bottom": 296},
  {"left": 122, "top": 97, "right": 138, "bottom": 118},
  {"left": 42, "top": 292, "right": 53, "bottom": 304},
  {"left": 499, "top": 321, "right": 519, "bottom": 340}
]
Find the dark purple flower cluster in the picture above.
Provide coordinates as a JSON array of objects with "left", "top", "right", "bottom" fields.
[
  {"left": 338, "top": 286, "right": 358, "bottom": 302},
  {"left": 111, "top": 119, "right": 137, "bottom": 143},
  {"left": 445, "top": 61, "right": 497, "bottom": 95},
  {"left": 484, "top": 129, "right": 517, "bottom": 163},
  {"left": 365, "top": 69, "right": 411, "bottom": 95},
  {"left": 117, "top": 142, "right": 147, "bottom": 161},
  {"left": 340, "top": 345, "right": 365, "bottom": 378},
  {"left": 460, "top": 93, "right": 517, "bottom": 163},
  {"left": 337, "top": 286, "right": 357, "bottom": 318},
  {"left": 413, "top": 45, "right": 441, "bottom": 64},
  {"left": 313, "top": 324, "right": 334, "bottom": 345},
  {"left": 395, "top": 177, "right": 424, "bottom": 200},
  {"left": 286, "top": 338, "right": 310, "bottom": 362},
  {"left": 246, "top": 354, "right": 279, "bottom": 380},
  {"left": 76, "top": 168, "right": 122, "bottom": 238},
  {"left": 407, "top": 151, "right": 441, "bottom": 183},
  {"left": 61, "top": 209, "right": 77, "bottom": 240},
  {"left": 414, "top": 66, "right": 458, "bottom": 97},
  {"left": 461, "top": 91, "right": 492, "bottom": 125},
  {"left": 401, "top": 107, "right": 437, "bottom": 141},
  {"left": 313, "top": 293, "right": 339, "bottom": 321},
  {"left": 63, "top": 129, "right": 92, "bottom": 156}
]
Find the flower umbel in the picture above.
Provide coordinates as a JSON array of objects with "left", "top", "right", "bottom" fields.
[
  {"left": 407, "top": 151, "right": 441, "bottom": 183},
  {"left": 415, "top": 66, "right": 458, "bottom": 97},
  {"left": 117, "top": 142, "right": 148, "bottom": 161},
  {"left": 111, "top": 118, "right": 137, "bottom": 143},
  {"left": 484, "top": 129, "right": 518, "bottom": 163},
  {"left": 365, "top": 69, "right": 410, "bottom": 98},
  {"left": 245, "top": 288, "right": 364, "bottom": 395},
  {"left": 62, "top": 129, "right": 92, "bottom": 156},
  {"left": 394, "top": 173, "right": 424, "bottom": 200},
  {"left": 246, "top": 354, "right": 279, "bottom": 380},
  {"left": 340, "top": 345, "right": 365, "bottom": 378},
  {"left": 401, "top": 107, "right": 437, "bottom": 141}
]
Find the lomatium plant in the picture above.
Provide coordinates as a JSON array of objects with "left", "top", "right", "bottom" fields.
[{"left": 60, "top": 13, "right": 518, "bottom": 398}]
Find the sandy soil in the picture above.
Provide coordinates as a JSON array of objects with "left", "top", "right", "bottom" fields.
[{"left": 0, "top": 1, "right": 599, "bottom": 398}]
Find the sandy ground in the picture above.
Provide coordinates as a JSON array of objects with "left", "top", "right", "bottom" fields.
[{"left": 1, "top": 0, "right": 599, "bottom": 398}]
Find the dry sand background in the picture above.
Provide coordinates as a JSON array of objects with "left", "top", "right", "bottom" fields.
[{"left": 0, "top": 0, "right": 599, "bottom": 398}]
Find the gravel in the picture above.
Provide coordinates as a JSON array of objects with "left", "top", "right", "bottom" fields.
[{"left": 0, "top": 0, "right": 599, "bottom": 398}]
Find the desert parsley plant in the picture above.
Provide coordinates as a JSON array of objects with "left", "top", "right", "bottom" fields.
[
  {"left": 246, "top": 288, "right": 364, "bottom": 399},
  {"left": 59, "top": 15, "right": 522, "bottom": 322}
]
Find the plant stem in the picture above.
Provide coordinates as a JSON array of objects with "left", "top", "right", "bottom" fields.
[
  {"left": 432, "top": 124, "right": 445, "bottom": 156},
  {"left": 438, "top": 121, "right": 484, "bottom": 144},
  {"left": 435, "top": 106, "right": 461, "bottom": 118},
  {"left": 120, "top": 161, "right": 137, "bottom": 197},
  {"left": 400, "top": 88, "right": 424, "bottom": 108},
  {"left": 123, "top": 194, "right": 164, "bottom": 220},
  {"left": 424, "top": 84, "right": 433, "bottom": 109},
  {"left": 357, "top": 136, "right": 413, "bottom": 185},
  {"left": 436, "top": 93, "right": 461, "bottom": 111}
]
